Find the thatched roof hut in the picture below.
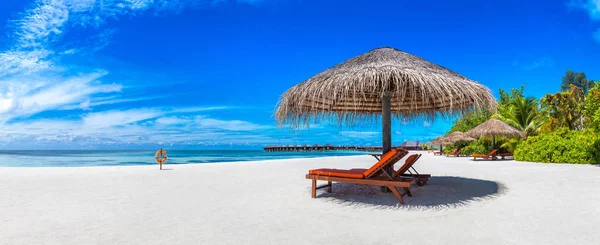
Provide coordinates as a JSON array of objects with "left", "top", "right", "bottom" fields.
[
  {"left": 466, "top": 118, "right": 525, "bottom": 150},
  {"left": 466, "top": 118, "right": 525, "bottom": 138},
  {"left": 439, "top": 131, "right": 476, "bottom": 145},
  {"left": 429, "top": 136, "right": 444, "bottom": 145},
  {"left": 399, "top": 140, "right": 422, "bottom": 150},
  {"left": 276, "top": 47, "right": 497, "bottom": 153},
  {"left": 428, "top": 136, "right": 445, "bottom": 146}
]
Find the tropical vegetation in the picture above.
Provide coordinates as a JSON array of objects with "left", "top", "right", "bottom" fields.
[{"left": 439, "top": 70, "right": 600, "bottom": 164}]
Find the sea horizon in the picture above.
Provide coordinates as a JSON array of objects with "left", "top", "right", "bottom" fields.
[{"left": 0, "top": 149, "right": 375, "bottom": 168}]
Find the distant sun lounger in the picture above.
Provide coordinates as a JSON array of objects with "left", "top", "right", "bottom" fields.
[
  {"left": 497, "top": 153, "right": 513, "bottom": 159},
  {"left": 433, "top": 151, "right": 444, "bottom": 155},
  {"left": 306, "top": 149, "right": 430, "bottom": 204},
  {"left": 446, "top": 148, "right": 461, "bottom": 157},
  {"left": 472, "top": 149, "right": 499, "bottom": 161}
]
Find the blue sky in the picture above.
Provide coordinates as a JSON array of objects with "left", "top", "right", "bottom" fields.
[{"left": 0, "top": 0, "right": 599, "bottom": 150}]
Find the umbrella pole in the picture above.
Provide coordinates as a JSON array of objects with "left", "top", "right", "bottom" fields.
[
  {"left": 382, "top": 95, "right": 392, "bottom": 154},
  {"left": 381, "top": 95, "right": 392, "bottom": 193},
  {"left": 492, "top": 135, "right": 497, "bottom": 158}
]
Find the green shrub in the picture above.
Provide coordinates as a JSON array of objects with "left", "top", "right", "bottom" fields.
[
  {"left": 461, "top": 141, "right": 489, "bottom": 155},
  {"left": 499, "top": 138, "right": 521, "bottom": 153},
  {"left": 514, "top": 128, "right": 600, "bottom": 164},
  {"left": 443, "top": 144, "right": 456, "bottom": 154}
]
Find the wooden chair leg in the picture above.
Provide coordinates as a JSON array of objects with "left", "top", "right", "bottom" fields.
[
  {"left": 387, "top": 186, "right": 405, "bottom": 205},
  {"left": 327, "top": 181, "right": 332, "bottom": 193},
  {"left": 311, "top": 178, "right": 317, "bottom": 198}
]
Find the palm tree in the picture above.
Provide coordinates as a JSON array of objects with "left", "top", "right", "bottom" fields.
[{"left": 496, "top": 94, "right": 544, "bottom": 136}]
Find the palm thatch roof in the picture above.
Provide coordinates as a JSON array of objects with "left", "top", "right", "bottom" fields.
[
  {"left": 275, "top": 47, "right": 497, "bottom": 127},
  {"left": 439, "top": 131, "right": 476, "bottom": 144},
  {"left": 428, "top": 136, "right": 445, "bottom": 146},
  {"left": 466, "top": 118, "right": 525, "bottom": 138}
]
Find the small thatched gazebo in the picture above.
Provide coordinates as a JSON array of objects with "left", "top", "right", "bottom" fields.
[
  {"left": 428, "top": 136, "right": 445, "bottom": 151},
  {"left": 440, "top": 131, "right": 476, "bottom": 145},
  {"left": 428, "top": 136, "right": 444, "bottom": 145},
  {"left": 275, "top": 47, "right": 497, "bottom": 155},
  {"left": 466, "top": 118, "right": 525, "bottom": 149}
]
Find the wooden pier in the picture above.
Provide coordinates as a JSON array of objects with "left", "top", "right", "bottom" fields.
[{"left": 263, "top": 141, "right": 422, "bottom": 152}]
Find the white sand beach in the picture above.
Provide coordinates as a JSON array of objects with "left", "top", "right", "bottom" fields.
[{"left": 1, "top": 152, "right": 600, "bottom": 245}]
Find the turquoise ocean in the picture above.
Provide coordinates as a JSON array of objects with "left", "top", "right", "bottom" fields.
[{"left": 0, "top": 150, "right": 371, "bottom": 167}]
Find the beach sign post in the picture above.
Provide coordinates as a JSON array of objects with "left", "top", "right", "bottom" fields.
[{"left": 155, "top": 149, "right": 167, "bottom": 170}]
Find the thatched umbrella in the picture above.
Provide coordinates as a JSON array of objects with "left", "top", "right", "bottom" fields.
[
  {"left": 439, "top": 131, "right": 476, "bottom": 145},
  {"left": 466, "top": 118, "right": 525, "bottom": 149},
  {"left": 275, "top": 47, "right": 497, "bottom": 155}
]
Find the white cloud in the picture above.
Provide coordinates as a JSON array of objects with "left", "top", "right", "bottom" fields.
[
  {"left": 10, "top": 0, "right": 270, "bottom": 52},
  {"left": 55, "top": 94, "right": 163, "bottom": 111},
  {"left": 0, "top": 50, "right": 53, "bottom": 76},
  {"left": 0, "top": 0, "right": 277, "bottom": 147},
  {"left": 512, "top": 56, "right": 554, "bottom": 70},
  {"left": 155, "top": 116, "right": 192, "bottom": 125},
  {"left": 171, "top": 106, "right": 234, "bottom": 113},
  {"left": 569, "top": 0, "right": 600, "bottom": 42},
  {"left": 82, "top": 109, "right": 162, "bottom": 128},
  {"left": 569, "top": 0, "right": 600, "bottom": 20},
  {"left": 194, "top": 116, "right": 269, "bottom": 131},
  {"left": 13, "top": 0, "right": 70, "bottom": 50},
  {"left": 0, "top": 112, "right": 271, "bottom": 147},
  {"left": 0, "top": 71, "right": 122, "bottom": 122},
  {"left": 339, "top": 131, "right": 380, "bottom": 139}
]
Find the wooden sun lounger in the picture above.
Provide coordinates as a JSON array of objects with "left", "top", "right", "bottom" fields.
[
  {"left": 392, "top": 154, "right": 431, "bottom": 186},
  {"left": 446, "top": 149, "right": 461, "bottom": 157},
  {"left": 498, "top": 153, "right": 513, "bottom": 159},
  {"left": 306, "top": 149, "right": 430, "bottom": 204},
  {"left": 433, "top": 151, "right": 444, "bottom": 155},
  {"left": 369, "top": 153, "right": 384, "bottom": 160},
  {"left": 472, "top": 149, "right": 499, "bottom": 161}
]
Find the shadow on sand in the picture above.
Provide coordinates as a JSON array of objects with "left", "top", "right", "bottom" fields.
[{"left": 315, "top": 176, "right": 506, "bottom": 209}]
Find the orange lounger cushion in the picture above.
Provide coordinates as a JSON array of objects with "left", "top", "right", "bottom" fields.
[
  {"left": 363, "top": 149, "right": 398, "bottom": 177},
  {"left": 307, "top": 149, "right": 400, "bottom": 179},
  {"left": 308, "top": 168, "right": 365, "bottom": 179}
]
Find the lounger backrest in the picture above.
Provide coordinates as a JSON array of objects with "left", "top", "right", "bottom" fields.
[
  {"left": 452, "top": 149, "right": 459, "bottom": 154},
  {"left": 393, "top": 154, "right": 421, "bottom": 178},
  {"left": 487, "top": 149, "right": 498, "bottom": 156},
  {"left": 389, "top": 149, "right": 409, "bottom": 169},
  {"left": 363, "top": 149, "right": 406, "bottom": 179}
]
